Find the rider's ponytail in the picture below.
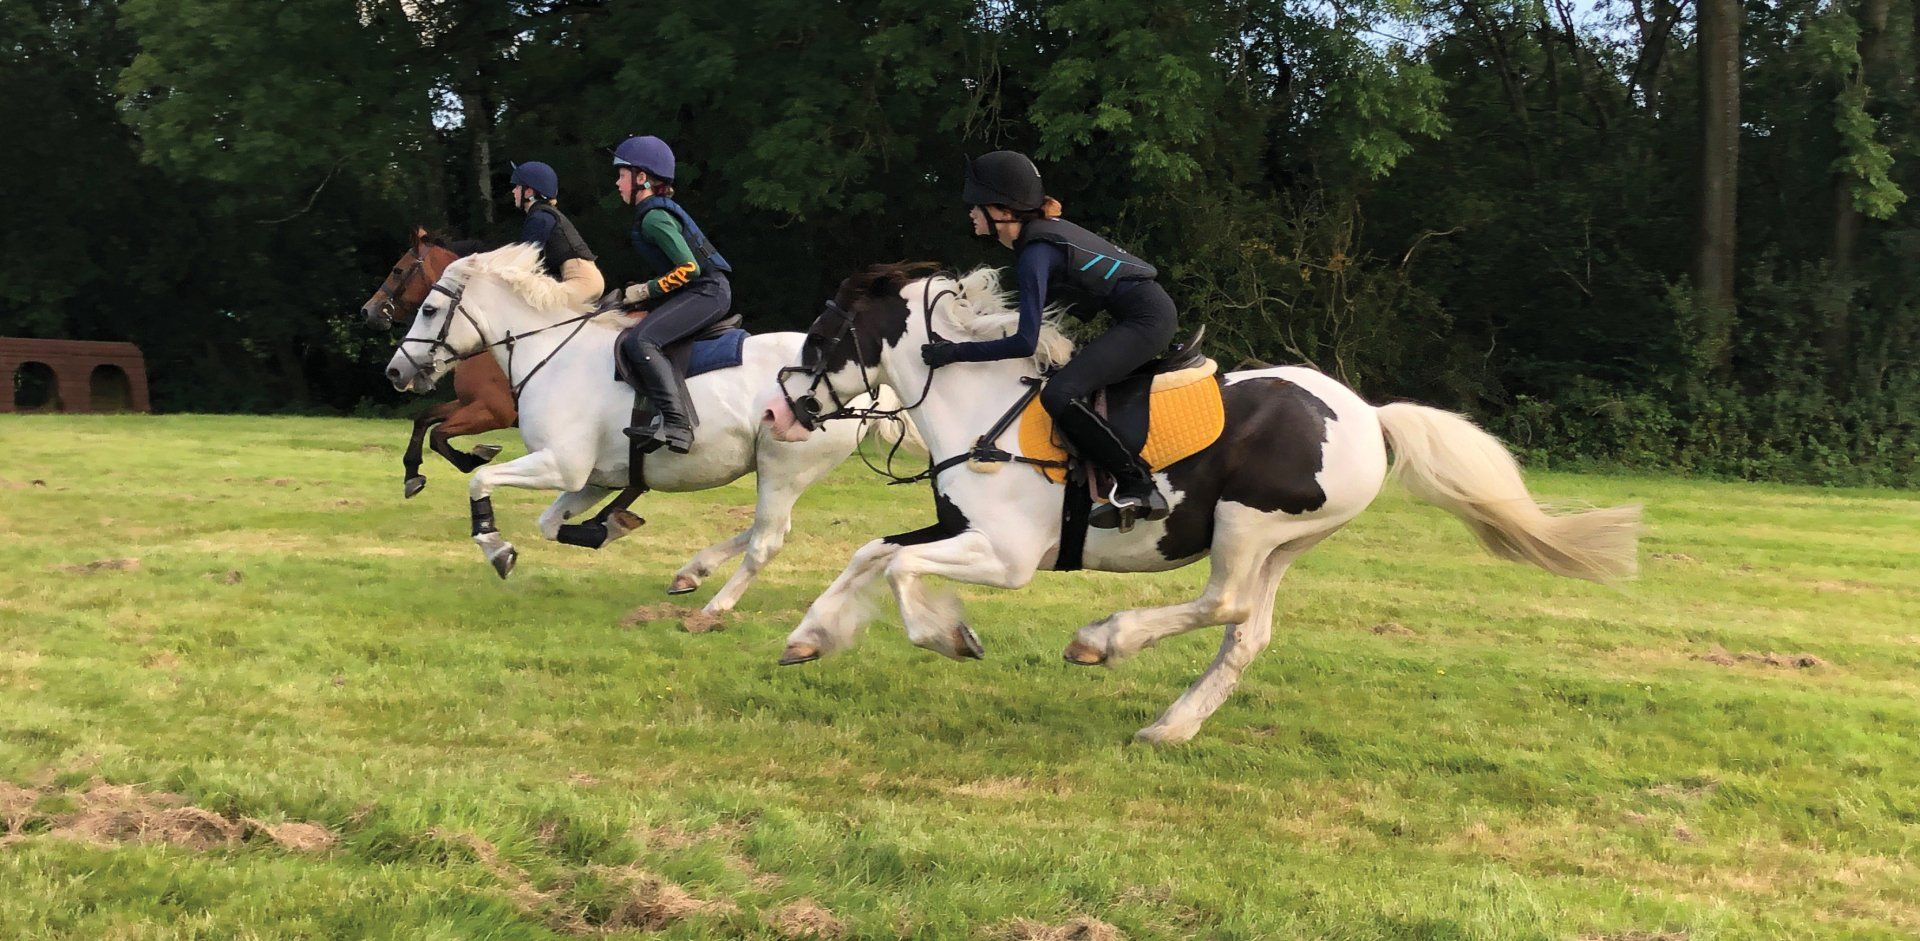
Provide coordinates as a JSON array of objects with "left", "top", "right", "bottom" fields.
[{"left": 1015, "top": 197, "right": 1064, "bottom": 223}]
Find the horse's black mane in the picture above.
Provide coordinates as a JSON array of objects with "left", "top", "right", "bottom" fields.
[{"left": 842, "top": 261, "right": 941, "bottom": 298}]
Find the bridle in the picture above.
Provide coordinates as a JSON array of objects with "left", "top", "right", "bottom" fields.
[
  {"left": 775, "top": 275, "right": 959, "bottom": 485},
  {"left": 369, "top": 245, "right": 431, "bottom": 328},
  {"left": 393, "top": 279, "right": 605, "bottom": 402},
  {"left": 778, "top": 274, "right": 956, "bottom": 430}
]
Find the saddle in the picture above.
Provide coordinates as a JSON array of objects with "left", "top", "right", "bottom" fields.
[
  {"left": 1015, "top": 327, "right": 1226, "bottom": 485},
  {"left": 611, "top": 314, "right": 749, "bottom": 384}
]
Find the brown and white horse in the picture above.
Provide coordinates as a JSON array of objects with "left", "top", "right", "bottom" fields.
[
  {"left": 764, "top": 264, "right": 1641, "bottom": 744},
  {"left": 360, "top": 226, "right": 518, "bottom": 498}
]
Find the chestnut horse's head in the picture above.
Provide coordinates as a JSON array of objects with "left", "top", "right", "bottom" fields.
[{"left": 361, "top": 226, "right": 468, "bottom": 329}]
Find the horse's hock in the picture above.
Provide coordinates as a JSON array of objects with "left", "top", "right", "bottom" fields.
[{"left": 3, "top": 338, "right": 151, "bottom": 414}]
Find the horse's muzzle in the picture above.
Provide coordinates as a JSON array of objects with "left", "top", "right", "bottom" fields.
[{"left": 762, "top": 394, "right": 812, "bottom": 442}]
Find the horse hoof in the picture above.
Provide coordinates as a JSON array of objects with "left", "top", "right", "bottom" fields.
[
  {"left": 491, "top": 546, "right": 517, "bottom": 580},
  {"left": 606, "top": 509, "right": 645, "bottom": 537},
  {"left": 778, "top": 643, "right": 821, "bottom": 666},
  {"left": 404, "top": 476, "right": 426, "bottom": 499},
  {"left": 666, "top": 575, "right": 700, "bottom": 595},
  {"left": 1062, "top": 639, "right": 1106, "bottom": 666},
  {"left": 954, "top": 623, "right": 985, "bottom": 660},
  {"left": 471, "top": 444, "right": 503, "bottom": 463},
  {"left": 1133, "top": 724, "right": 1195, "bottom": 746}
]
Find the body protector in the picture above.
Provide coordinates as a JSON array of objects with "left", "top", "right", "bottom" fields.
[
  {"left": 628, "top": 195, "right": 732, "bottom": 278},
  {"left": 1015, "top": 217, "right": 1157, "bottom": 306}
]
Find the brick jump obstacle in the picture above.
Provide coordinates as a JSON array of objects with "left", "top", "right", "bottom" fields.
[{"left": 2, "top": 338, "right": 151, "bottom": 414}]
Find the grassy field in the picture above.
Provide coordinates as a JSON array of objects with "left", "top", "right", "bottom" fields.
[{"left": 0, "top": 413, "right": 1916, "bottom": 940}]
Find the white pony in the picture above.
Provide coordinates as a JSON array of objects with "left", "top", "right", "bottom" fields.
[
  {"left": 383, "top": 244, "right": 902, "bottom": 615},
  {"left": 764, "top": 264, "right": 1640, "bottom": 744}
]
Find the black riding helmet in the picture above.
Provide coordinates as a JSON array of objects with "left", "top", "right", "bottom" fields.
[{"left": 961, "top": 150, "right": 1045, "bottom": 211}]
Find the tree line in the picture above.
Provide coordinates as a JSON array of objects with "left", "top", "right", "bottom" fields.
[{"left": 4, "top": 0, "right": 1916, "bottom": 485}]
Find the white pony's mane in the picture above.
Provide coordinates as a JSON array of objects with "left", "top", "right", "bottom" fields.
[
  {"left": 442, "top": 245, "right": 634, "bottom": 330},
  {"left": 927, "top": 267, "right": 1074, "bottom": 370}
]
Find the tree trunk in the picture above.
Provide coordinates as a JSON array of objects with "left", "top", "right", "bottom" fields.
[
  {"left": 1694, "top": 0, "right": 1740, "bottom": 373},
  {"left": 460, "top": 87, "right": 494, "bottom": 228},
  {"left": 1826, "top": 0, "right": 1893, "bottom": 381}
]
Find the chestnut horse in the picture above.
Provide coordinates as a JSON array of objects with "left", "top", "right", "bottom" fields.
[{"left": 360, "top": 227, "right": 517, "bottom": 498}]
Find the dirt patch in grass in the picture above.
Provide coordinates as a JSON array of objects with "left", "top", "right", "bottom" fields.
[
  {"left": 1694, "top": 646, "right": 1826, "bottom": 669},
  {"left": 985, "top": 916, "right": 1124, "bottom": 941},
  {"left": 1578, "top": 932, "right": 1688, "bottom": 941},
  {"left": 1370, "top": 622, "right": 1417, "bottom": 636},
  {"left": 949, "top": 776, "right": 1040, "bottom": 799},
  {"left": 0, "top": 778, "right": 335, "bottom": 853},
  {"left": 56, "top": 558, "right": 140, "bottom": 574},
  {"left": 437, "top": 829, "right": 738, "bottom": 936},
  {"left": 588, "top": 865, "right": 737, "bottom": 932},
  {"left": 243, "top": 817, "right": 339, "bottom": 852},
  {"left": 765, "top": 899, "right": 844, "bottom": 938},
  {"left": 1, "top": 782, "right": 37, "bottom": 833},
  {"left": 205, "top": 569, "right": 245, "bottom": 584},
  {"left": 1650, "top": 553, "right": 1698, "bottom": 564},
  {"left": 634, "top": 817, "right": 751, "bottom": 851},
  {"left": 621, "top": 604, "right": 725, "bottom": 634},
  {"left": 141, "top": 651, "right": 181, "bottom": 670}
]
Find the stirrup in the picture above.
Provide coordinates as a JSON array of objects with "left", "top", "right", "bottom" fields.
[
  {"left": 624, "top": 415, "right": 693, "bottom": 454},
  {"left": 1089, "top": 480, "right": 1169, "bottom": 533}
]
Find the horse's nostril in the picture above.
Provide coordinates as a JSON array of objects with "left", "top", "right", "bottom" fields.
[{"left": 387, "top": 366, "right": 403, "bottom": 381}]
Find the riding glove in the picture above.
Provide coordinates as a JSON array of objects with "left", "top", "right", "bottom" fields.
[
  {"left": 921, "top": 341, "right": 961, "bottom": 368},
  {"left": 621, "top": 282, "right": 653, "bottom": 306}
]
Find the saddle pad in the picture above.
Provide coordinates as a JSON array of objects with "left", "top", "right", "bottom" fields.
[
  {"left": 686, "top": 328, "right": 749, "bottom": 377},
  {"left": 1017, "top": 372, "right": 1226, "bottom": 484}
]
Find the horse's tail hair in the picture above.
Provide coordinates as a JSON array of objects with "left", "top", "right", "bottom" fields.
[
  {"left": 1376, "top": 402, "right": 1640, "bottom": 582},
  {"left": 863, "top": 385, "right": 927, "bottom": 455}
]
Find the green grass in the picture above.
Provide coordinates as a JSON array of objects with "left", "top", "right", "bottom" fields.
[{"left": 1, "top": 413, "right": 1916, "bottom": 940}]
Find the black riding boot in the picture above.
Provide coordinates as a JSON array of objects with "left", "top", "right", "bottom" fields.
[
  {"left": 1052, "top": 400, "right": 1169, "bottom": 531},
  {"left": 621, "top": 341, "right": 696, "bottom": 454}
]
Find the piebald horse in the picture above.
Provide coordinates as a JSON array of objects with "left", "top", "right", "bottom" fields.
[
  {"left": 764, "top": 264, "right": 1640, "bottom": 744},
  {"left": 382, "top": 244, "right": 910, "bottom": 615}
]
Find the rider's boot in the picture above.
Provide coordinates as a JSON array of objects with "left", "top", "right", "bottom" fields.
[
  {"left": 1053, "top": 399, "right": 1169, "bottom": 532},
  {"left": 620, "top": 340, "right": 696, "bottom": 454}
]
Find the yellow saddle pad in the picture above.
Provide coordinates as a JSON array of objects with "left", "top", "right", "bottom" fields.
[{"left": 1016, "top": 365, "right": 1225, "bottom": 484}]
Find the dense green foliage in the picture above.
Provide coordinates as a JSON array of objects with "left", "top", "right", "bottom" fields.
[
  {"left": 4, "top": 415, "right": 1919, "bottom": 937},
  {"left": 4, "top": 0, "right": 1916, "bottom": 483}
]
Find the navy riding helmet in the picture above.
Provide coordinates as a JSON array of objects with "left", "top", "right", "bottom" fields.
[
  {"left": 509, "top": 160, "right": 559, "bottom": 199},
  {"left": 612, "top": 135, "right": 676, "bottom": 181}
]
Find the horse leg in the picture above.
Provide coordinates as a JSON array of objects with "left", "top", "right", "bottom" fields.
[
  {"left": 1132, "top": 546, "right": 1297, "bottom": 746},
  {"left": 432, "top": 399, "right": 511, "bottom": 474},
  {"left": 686, "top": 437, "right": 837, "bottom": 613},
  {"left": 537, "top": 486, "right": 612, "bottom": 541},
  {"left": 882, "top": 531, "right": 1037, "bottom": 661},
  {"left": 403, "top": 401, "right": 458, "bottom": 498},
  {"left": 780, "top": 538, "right": 904, "bottom": 664},
  {"left": 467, "top": 449, "right": 583, "bottom": 579},
  {"left": 1062, "top": 512, "right": 1318, "bottom": 667}
]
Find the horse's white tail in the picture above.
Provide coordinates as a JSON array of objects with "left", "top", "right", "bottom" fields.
[
  {"left": 863, "top": 385, "right": 927, "bottom": 455},
  {"left": 1376, "top": 403, "right": 1640, "bottom": 582}
]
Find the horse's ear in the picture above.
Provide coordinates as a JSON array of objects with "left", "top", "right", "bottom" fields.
[{"left": 410, "top": 225, "right": 429, "bottom": 249}]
